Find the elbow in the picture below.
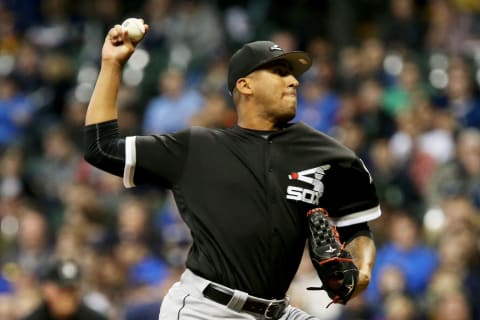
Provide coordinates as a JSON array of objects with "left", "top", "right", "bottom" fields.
[
  {"left": 83, "top": 137, "right": 99, "bottom": 166},
  {"left": 358, "top": 270, "right": 371, "bottom": 288}
]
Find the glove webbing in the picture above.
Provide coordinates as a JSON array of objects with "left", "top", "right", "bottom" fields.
[
  {"left": 306, "top": 208, "right": 355, "bottom": 307},
  {"left": 306, "top": 208, "right": 350, "bottom": 264}
]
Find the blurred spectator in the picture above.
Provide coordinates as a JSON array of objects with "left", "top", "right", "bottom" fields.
[
  {"left": 427, "top": 128, "right": 480, "bottom": 208},
  {"left": 142, "top": 67, "right": 204, "bottom": 134},
  {"left": 0, "top": 146, "right": 32, "bottom": 202},
  {"left": 295, "top": 60, "right": 340, "bottom": 134},
  {"left": 382, "top": 292, "right": 418, "bottom": 320},
  {"left": 198, "top": 57, "right": 229, "bottom": 95},
  {"left": 443, "top": 57, "right": 480, "bottom": 129},
  {"left": 427, "top": 220, "right": 480, "bottom": 319},
  {"left": 2, "top": 205, "right": 52, "bottom": 277},
  {"left": 382, "top": 59, "right": 430, "bottom": 117},
  {"left": 354, "top": 78, "right": 397, "bottom": 145},
  {"left": 140, "top": 0, "right": 172, "bottom": 49},
  {"left": 365, "top": 212, "right": 439, "bottom": 304},
  {"left": 190, "top": 91, "right": 235, "bottom": 129},
  {"left": 21, "top": 258, "right": 108, "bottom": 320},
  {"left": 358, "top": 37, "right": 394, "bottom": 87},
  {"left": 440, "top": 196, "right": 480, "bottom": 233},
  {"left": 76, "top": 0, "right": 124, "bottom": 63},
  {"left": 0, "top": 292, "right": 16, "bottom": 320},
  {"left": 337, "top": 37, "right": 393, "bottom": 91},
  {"left": 337, "top": 46, "right": 363, "bottom": 92},
  {"left": 335, "top": 121, "right": 368, "bottom": 158},
  {"left": 164, "top": 0, "right": 225, "bottom": 71},
  {"left": 116, "top": 85, "right": 143, "bottom": 137},
  {"left": 36, "top": 52, "right": 75, "bottom": 118},
  {"left": 11, "top": 40, "right": 43, "bottom": 94},
  {"left": 378, "top": 0, "right": 426, "bottom": 51},
  {"left": 83, "top": 252, "right": 125, "bottom": 318},
  {"left": 109, "top": 196, "right": 172, "bottom": 316},
  {"left": 61, "top": 95, "right": 89, "bottom": 150},
  {"left": 415, "top": 103, "right": 455, "bottom": 165},
  {"left": 26, "top": 125, "right": 84, "bottom": 222},
  {"left": 368, "top": 138, "right": 422, "bottom": 217},
  {"left": 24, "top": 0, "right": 82, "bottom": 52},
  {"left": 59, "top": 182, "right": 110, "bottom": 250},
  {"left": 425, "top": 0, "right": 480, "bottom": 56},
  {"left": 154, "top": 192, "right": 191, "bottom": 268},
  {"left": 388, "top": 104, "right": 441, "bottom": 201},
  {"left": 0, "top": 6, "right": 21, "bottom": 55},
  {"left": 0, "top": 76, "right": 35, "bottom": 149},
  {"left": 428, "top": 289, "right": 473, "bottom": 320}
]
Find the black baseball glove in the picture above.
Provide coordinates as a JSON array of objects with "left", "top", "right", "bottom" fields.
[{"left": 306, "top": 208, "right": 359, "bottom": 306}]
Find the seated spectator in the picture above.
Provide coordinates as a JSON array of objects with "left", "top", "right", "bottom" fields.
[{"left": 21, "top": 259, "right": 108, "bottom": 320}]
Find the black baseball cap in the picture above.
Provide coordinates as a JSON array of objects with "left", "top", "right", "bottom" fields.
[
  {"left": 227, "top": 40, "right": 312, "bottom": 93},
  {"left": 42, "top": 259, "right": 82, "bottom": 287}
]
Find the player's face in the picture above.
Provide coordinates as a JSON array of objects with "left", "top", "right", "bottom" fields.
[{"left": 249, "top": 61, "right": 299, "bottom": 124}]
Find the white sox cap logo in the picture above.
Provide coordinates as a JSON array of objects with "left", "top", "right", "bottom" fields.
[
  {"left": 286, "top": 165, "right": 331, "bottom": 205},
  {"left": 269, "top": 44, "right": 283, "bottom": 52}
]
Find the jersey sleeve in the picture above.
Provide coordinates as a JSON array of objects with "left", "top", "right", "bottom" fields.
[
  {"left": 123, "top": 129, "right": 190, "bottom": 188},
  {"left": 320, "top": 158, "right": 381, "bottom": 227}
]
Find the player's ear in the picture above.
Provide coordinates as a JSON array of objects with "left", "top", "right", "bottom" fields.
[{"left": 236, "top": 77, "right": 253, "bottom": 95}]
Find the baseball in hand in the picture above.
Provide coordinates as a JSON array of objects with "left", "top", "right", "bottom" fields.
[{"left": 121, "top": 18, "right": 146, "bottom": 42}]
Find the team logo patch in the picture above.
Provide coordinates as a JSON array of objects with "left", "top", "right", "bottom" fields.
[{"left": 286, "top": 165, "right": 330, "bottom": 205}]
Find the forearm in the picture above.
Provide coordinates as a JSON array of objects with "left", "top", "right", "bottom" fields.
[
  {"left": 85, "top": 61, "right": 123, "bottom": 125},
  {"left": 345, "top": 235, "right": 376, "bottom": 296}
]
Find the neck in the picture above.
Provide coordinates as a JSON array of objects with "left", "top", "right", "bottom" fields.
[
  {"left": 237, "top": 118, "right": 279, "bottom": 131},
  {"left": 236, "top": 101, "right": 281, "bottom": 131}
]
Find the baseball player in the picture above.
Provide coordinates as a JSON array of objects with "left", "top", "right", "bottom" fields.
[{"left": 84, "top": 23, "right": 381, "bottom": 319}]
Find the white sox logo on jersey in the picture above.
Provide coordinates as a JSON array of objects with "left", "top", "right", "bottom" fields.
[{"left": 286, "top": 165, "right": 331, "bottom": 205}]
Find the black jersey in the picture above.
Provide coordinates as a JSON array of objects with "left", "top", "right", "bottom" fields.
[{"left": 122, "top": 122, "right": 380, "bottom": 299}]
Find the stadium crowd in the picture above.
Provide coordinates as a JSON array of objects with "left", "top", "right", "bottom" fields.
[{"left": 0, "top": 0, "right": 480, "bottom": 319}]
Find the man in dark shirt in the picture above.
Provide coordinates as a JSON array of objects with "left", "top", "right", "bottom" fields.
[
  {"left": 22, "top": 259, "right": 108, "bottom": 320},
  {"left": 84, "top": 22, "right": 381, "bottom": 319}
]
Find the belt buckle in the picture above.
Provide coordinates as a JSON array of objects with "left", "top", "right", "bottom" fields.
[
  {"left": 263, "top": 302, "right": 275, "bottom": 319},
  {"left": 263, "top": 301, "right": 283, "bottom": 319}
]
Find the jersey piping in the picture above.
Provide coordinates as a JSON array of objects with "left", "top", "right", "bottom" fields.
[
  {"left": 124, "top": 136, "right": 137, "bottom": 188},
  {"left": 329, "top": 205, "right": 382, "bottom": 227}
]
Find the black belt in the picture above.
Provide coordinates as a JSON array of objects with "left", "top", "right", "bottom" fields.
[{"left": 203, "top": 283, "right": 288, "bottom": 319}]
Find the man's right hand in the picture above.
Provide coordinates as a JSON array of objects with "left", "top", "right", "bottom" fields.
[{"left": 102, "top": 21, "right": 148, "bottom": 66}]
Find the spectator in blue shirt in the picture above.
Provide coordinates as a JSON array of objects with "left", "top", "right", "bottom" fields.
[
  {"left": 365, "top": 211, "right": 439, "bottom": 304},
  {"left": 142, "top": 68, "right": 204, "bottom": 134}
]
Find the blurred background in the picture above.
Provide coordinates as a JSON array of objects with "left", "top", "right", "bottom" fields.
[{"left": 0, "top": 0, "right": 479, "bottom": 319}]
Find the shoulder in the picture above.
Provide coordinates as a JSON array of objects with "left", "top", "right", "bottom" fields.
[
  {"left": 285, "top": 122, "right": 357, "bottom": 159},
  {"left": 287, "top": 122, "right": 345, "bottom": 142},
  {"left": 190, "top": 126, "right": 235, "bottom": 139}
]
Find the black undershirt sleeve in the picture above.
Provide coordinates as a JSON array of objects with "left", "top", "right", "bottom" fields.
[
  {"left": 84, "top": 120, "right": 126, "bottom": 177},
  {"left": 336, "top": 222, "right": 372, "bottom": 244}
]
